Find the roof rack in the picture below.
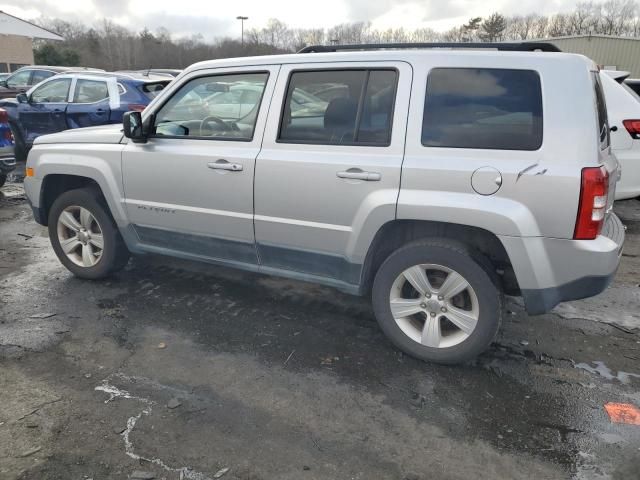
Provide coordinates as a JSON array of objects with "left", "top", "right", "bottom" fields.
[{"left": 297, "top": 42, "right": 562, "bottom": 53}]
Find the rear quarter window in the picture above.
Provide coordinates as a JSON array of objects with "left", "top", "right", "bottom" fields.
[
  {"left": 139, "top": 81, "right": 169, "bottom": 99},
  {"left": 422, "top": 68, "right": 543, "bottom": 151},
  {"left": 593, "top": 73, "right": 610, "bottom": 150}
]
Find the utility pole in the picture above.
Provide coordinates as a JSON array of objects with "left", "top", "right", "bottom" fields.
[{"left": 237, "top": 16, "right": 249, "bottom": 47}]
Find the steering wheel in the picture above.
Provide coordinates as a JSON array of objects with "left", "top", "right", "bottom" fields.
[{"left": 199, "top": 115, "right": 231, "bottom": 136}]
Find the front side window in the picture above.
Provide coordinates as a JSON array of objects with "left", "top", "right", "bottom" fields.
[
  {"left": 73, "top": 79, "right": 109, "bottom": 103},
  {"left": 31, "top": 70, "right": 55, "bottom": 85},
  {"left": 422, "top": 68, "right": 543, "bottom": 151},
  {"left": 153, "top": 72, "right": 268, "bottom": 141},
  {"left": 279, "top": 69, "right": 398, "bottom": 146},
  {"left": 30, "top": 78, "right": 71, "bottom": 103},
  {"left": 6, "top": 70, "right": 31, "bottom": 88}
]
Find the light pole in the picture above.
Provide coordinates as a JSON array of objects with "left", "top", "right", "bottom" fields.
[{"left": 237, "top": 16, "right": 248, "bottom": 47}]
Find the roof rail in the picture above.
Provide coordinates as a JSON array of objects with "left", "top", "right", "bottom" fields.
[{"left": 297, "top": 42, "right": 562, "bottom": 53}]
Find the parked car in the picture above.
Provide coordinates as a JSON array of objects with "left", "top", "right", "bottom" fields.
[
  {"left": 0, "top": 66, "right": 104, "bottom": 100},
  {"left": 0, "top": 108, "right": 16, "bottom": 188},
  {"left": 0, "top": 72, "right": 170, "bottom": 161},
  {"left": 23, "top": 43, "right": 624, "bottom": 364},
  {"left": 600, "top": 70, "right": 640, "bottom": 200},
  {"left": 624, "top": 78, "right": 640, "bottom": 96}
]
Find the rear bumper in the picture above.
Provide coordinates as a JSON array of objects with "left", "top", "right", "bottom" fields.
[{"left": 500, "top": 213, "right": 625, "bottom": 315}]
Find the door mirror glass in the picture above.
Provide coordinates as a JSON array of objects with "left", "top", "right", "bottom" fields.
[
  {"left": 0, "top": 80, "right": 7, "bottom": 88},
  {"left": 123, "top": 111, "right": 147, "bottom": 143},
  {"left": 16, "top": 93, "right": 29, "bottom": 104}
]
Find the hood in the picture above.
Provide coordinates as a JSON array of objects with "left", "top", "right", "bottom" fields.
[{"left": 34, "top": 124, "right": 125, "bottom": 145}]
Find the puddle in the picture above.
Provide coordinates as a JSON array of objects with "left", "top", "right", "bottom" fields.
[{"left": 575, "top": 361, "right": 640, "bottom": 385}]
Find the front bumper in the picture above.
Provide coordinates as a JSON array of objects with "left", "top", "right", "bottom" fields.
[
  {"left": 0, "top": 150, "right": 15, "bottom": 174},
  {"left": 501, "top": 213, "right": 625, "bottom": 315}
]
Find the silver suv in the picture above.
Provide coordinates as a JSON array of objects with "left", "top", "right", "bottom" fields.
[{"left": 23, "top": 43, "right": 625, "bottom": 364}]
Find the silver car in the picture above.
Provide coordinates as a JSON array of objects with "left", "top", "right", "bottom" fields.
[{"left": 23, "top": 43, "right": 625, "bottom": 364}]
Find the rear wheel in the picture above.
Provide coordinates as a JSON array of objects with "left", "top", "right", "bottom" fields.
[
  {"left": 371, "top": 239, "right": 502, "bottom": 364},
  {"left": 48, "top": 188, "right": 130, "bottom": 279}
]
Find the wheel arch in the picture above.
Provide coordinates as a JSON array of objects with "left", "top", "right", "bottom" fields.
[{"left": 359, "top": 219, "right": 519, "bottom": 296}]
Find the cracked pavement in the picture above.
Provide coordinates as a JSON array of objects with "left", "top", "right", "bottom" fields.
[{"left": 1, "top": 174, "right": 639, "bottom": 480}]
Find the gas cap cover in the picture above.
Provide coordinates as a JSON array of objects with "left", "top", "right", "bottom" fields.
[{"left": 471, "top": 166, "right": 503, "bottom": 196}]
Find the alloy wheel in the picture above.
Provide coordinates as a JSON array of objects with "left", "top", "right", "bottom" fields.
[
  {"left": 389, "top": 263, "right": 479, "bottom": 348},
  {"left": 56, "top": 206, "right": 104, "bottom": 268}
]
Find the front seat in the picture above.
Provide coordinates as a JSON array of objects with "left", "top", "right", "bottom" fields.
[{"left": 323, "top": 97, "right": 358, "bottom": 144}]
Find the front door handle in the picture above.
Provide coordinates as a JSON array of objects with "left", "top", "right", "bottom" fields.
[
  {"left": 337, "top": 169, "right": 381, "bottom": 181},
  {"left": 207, "top": 160, "right": 243, "bottom": 172}
]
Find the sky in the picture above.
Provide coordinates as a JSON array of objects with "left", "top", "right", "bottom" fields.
[{"left": 0, "top": 0, "right": 589, "bottom": 40}]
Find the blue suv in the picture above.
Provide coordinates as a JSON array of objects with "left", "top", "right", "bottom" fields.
[
  {"left": 0, "top": 108, "right": 16, "bottom": 187},
  {"left": 0, "top": 72, "right": 170, "bottom": 160}
]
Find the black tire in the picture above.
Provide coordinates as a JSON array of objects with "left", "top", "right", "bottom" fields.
[
  {"left": 371, "top": 239, "right": 502, "bottom": 365},
  {"left": 0, "top": 174, "right": 6, "bottom": 188},
  {"left": 9, "top": 123, "right": 27, "bottom": 162},
  {"left": 48, "top": 187, "right": 130, "bottom": 279}
]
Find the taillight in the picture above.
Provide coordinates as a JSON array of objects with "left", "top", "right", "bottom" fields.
[
  {"left": 127, "top": 104, "right": 146, "bottom": 112},
  {"left": 0, "top": 108, "right": 8, "bottom": 123},
  {"left": 574, "top": 166, "right": 609, "bottom": 240},
  {"left": 622, "top": 119, "right": 640, "bottom": 139}
]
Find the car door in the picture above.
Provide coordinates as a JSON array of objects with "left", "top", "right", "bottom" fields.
[
  {"left": 65, "top": 77, "right": 113, "bottom": 128},
  {"left": 18, "top": 77, "right": 71, "bottom": 144},
  {"left": 122, "top": 65, "right": 280, "bottom": 265},
  {"left": 254, "top": 62, "right": 411, "bottom": 286}
]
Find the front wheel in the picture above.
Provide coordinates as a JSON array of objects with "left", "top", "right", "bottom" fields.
[
  {"left": 0, "top": 174, "right": 6, "bottom": 188},
  {"left": 48, "top": 188, "right": 130, "bottom": 279},
  {"left": 371, "top": 239, "right": 502, "bottom": 364}
]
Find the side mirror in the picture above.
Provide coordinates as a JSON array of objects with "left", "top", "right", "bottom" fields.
[
  {"left": 0, "top": 80, "right": 7, "bottom": 88},
  {"left": 16, "top": 93, "right": 28, "bottom": 104},
  {"left": 123, "top": 111, "right": 148, "bottom": 143}
]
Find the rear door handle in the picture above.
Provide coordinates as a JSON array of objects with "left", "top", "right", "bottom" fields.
[
  {"left": 337, "top": 169, "right": 381, "bottom": 181},
  {"left": 207, "top": 160, "right": 243, "bottom": 172}
]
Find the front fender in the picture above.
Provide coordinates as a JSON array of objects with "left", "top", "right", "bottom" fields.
[{"left": 27, "top": 143, "right": 127, "bottom": 226}]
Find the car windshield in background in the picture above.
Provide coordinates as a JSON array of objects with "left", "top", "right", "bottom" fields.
[{"left": 140, "top": 81, "right": 170, "bottom": 99}]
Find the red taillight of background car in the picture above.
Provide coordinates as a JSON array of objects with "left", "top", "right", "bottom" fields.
[
  {"left": 574, "top": 166, "right": 609, "bottom": 240},
  {"left": 622, "top": 119, "right": 640, "bottom": 139},
  {"left": 127, "top": 104, "right": 146, "bottom": 112},
  {"left": 0, "top": 108, "right": 8, "bottom": 123}
]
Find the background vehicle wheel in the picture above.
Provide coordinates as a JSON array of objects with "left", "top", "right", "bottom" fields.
[
  {"left": 0, "top": 174, "right": 6, "bottom": 188},
  {"left": 9, "top": 123, "right": 27, "bottom": 162},
  {"left": 48, "top": 188, "right": 130, "bottom": 279},
  {"left": 371, "top": 239, "right": 502, "bottom": 365}
]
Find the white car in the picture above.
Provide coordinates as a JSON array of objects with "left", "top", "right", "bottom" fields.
[{"left": 601, "top": 70, "right": 640, "bottom": 200}]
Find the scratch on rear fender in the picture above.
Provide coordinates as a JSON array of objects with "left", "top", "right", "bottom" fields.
[{"left": 516, "top": 163, "right": 539, "bottom": 182}]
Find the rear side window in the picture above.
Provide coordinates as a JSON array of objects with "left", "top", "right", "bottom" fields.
[
  {"left": 139, "top": 82, "right": 168, "bottom": 99},
  {"left": 31, "top": 70, "right": 55, "bottom": 85},
  {"left": 422, "top": 68, "right": 543, "bottom": 150},
  {"left": 278, "top": 69, "right": 398, "bottom": 146},
  {"left": 593, "top": 73, "right": 610, "bottom": 149},
  {"left": 73, "top": 79, "right": 109, "bottom": 103}
]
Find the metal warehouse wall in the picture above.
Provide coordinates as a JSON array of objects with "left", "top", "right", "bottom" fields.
[{"left": 549, "top": 36, "right": 640, "bottom": 77}]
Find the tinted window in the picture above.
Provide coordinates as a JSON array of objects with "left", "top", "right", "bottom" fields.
[
  {"left": 153, "top": 72, "right": 268, "bottom": 140},
  {"left": 31, "top": 78, "right": 71, "bottom": 103},
  {"left": 6, "top": 70, "right": 31, "bottom": 88},
  {"left": 422, "top": 68, "right": 543, "bottom": 150},
  {"left": 74, "top": 79, "right": 109, "bottom": 103},
  {"left": 593, "top": 73, "right": 610, "bottom": 149},
  {"left": 31, "top": 70, "right": 55, "bottom": 85},
  {"left": 139, "top": 81, "right": 168, "bottom": 99},
  {"left": 279, "top": 69, "right": 397, "bottom": 146}
]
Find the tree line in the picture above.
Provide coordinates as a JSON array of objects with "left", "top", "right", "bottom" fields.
[{"left": 34, "top": 0, "right": 640, "bottom": 71}]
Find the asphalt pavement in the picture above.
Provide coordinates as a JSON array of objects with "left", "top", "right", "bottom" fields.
[{"left": 1, "top": 172, "right": 639, "bottom": 480}]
